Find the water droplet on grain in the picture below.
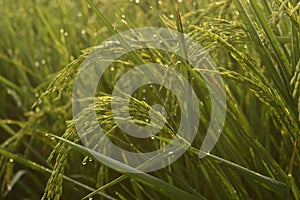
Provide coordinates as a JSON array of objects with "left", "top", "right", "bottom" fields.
[
  {"left": 34, "top": 61, "right": 40, "bottom": 68},
  {"left": 7, "top": 49, "right": 13, "bottom": 55},
  {"left": 9, "top": 158, "right": 14, "bottom": 163},
  {"left": 45, "top": 133, "right": 49, "bottom": 137},
  {"left": 69, "top": 55, "right": 74, "bottom": 60},
  {"left": 150, "top": 136, "right": 155, "bottom": 140},
  {"left": 110, "top": 67, "right": 115, "bottom": 71},
  {"left": 121, "top": 14, "right": 125, "bottom": 19}
]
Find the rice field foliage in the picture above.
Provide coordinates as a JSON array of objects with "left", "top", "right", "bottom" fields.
[{"left": 0, "top": 0, "right": 299, "bottom": 199}]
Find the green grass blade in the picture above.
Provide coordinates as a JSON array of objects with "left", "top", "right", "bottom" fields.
[
  {"left": 0, "top": 147, "right": 115, "bottom": 200},
  {"left": 232, "top": 0, "right": 289, "bottom": 98},
  {"left": 50, "top": 134, "right": 206, "bottom": 200}
]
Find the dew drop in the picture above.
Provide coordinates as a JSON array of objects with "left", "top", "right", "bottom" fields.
[
  {"left": 34, "top": 61, "right": 40, "bottom": 68},
  {"left": 130, "top": 143, "right": 134, "bottom": 147},
  {"left": 168, "top": 151, "right": 174, "bottom": 155},
  {"left": 35, "top": 107, "right": 40, "bottom": 112},
  {"left": 69, "top": 55, "right": 74, "bottom": 61},
  {"left": 121, "top": 14, "right": 125, "bottom": 19},
  {"left": 51, "top": 137, "right": 55, "bottom": 140},
  {"left": 150, "top": 136, "right": 155, "bottom": 140},
  {"left": 9, "top": 158, "right": 14, "bottom": 163},
  {"left": 37, "top": 99, "right": 42, "bottom": 105},
  {"left": 7, "top": 49, "right": 13, "bottom": 55},
  {"left": 135, "top": 0, "right": 139, "bottom": 3},
  {"left": 64, "top": 32, "right": 68, "bottom": 36},
  {"left": 82, "top": 161, "right": 87, "bottom": 166},
  {"left": 110, "top": 67, "right": 115, "bottom": 71},
  {"left": 142, "top": 89, "right": 146, "bottom": 93},
  {"left": 45, "top": 133, "right": 49, "bottom": 137},
  {"left": 41, "top": 59, "right": 46, "bottom": 65},
  {"left": 81, "top": 29, "right": 86, "bottom": 35}
]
